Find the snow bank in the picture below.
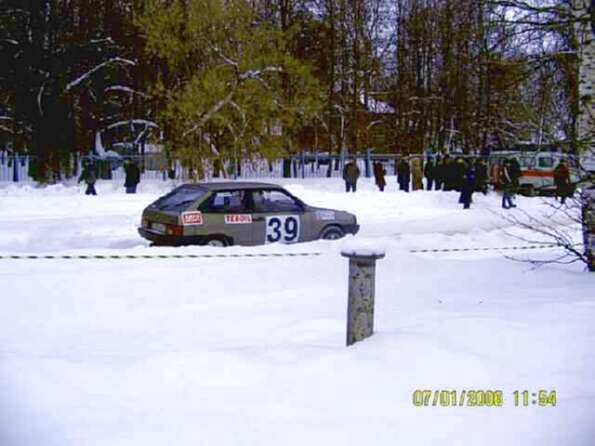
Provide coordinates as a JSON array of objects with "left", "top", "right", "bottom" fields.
[{"left": 0, "top": 178, "right": 592, "bottom": 446}]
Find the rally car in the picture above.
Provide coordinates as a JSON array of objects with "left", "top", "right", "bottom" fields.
[{"left": 138, "top": 182, "right": 359, "bottom": 246}]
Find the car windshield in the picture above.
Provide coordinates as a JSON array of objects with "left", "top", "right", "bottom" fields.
[{"left": 151, "top": 185, "right": 208, "bottom": 212}]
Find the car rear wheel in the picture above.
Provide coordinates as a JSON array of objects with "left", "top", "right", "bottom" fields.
[
  {"left": 523, "top": 184, "right": 535, "bottom": 197},
  {"left": 205, "top": 236, "right": 230, "bottom": 247},
  {"left": 320, "top": 226, "right": 345, "bottom": 240}
]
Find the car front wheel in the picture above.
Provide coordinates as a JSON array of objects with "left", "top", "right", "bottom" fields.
[{"left": 320, "top": 226, "right": 345, "bottom": 240}]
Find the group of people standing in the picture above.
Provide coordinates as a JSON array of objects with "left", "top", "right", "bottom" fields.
[
  {"left": 343, "top": 155, "right": 521, "bottom": 209},
  {"left": 78, "top": 158, "right": 141, "bottom": 195}
]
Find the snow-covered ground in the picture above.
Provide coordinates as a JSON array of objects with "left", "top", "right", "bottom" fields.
[{"left": 0, "top": 178, "right": 593, "bottom": 446}]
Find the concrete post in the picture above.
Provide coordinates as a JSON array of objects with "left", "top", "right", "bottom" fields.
[{"left": 341, "top": 249, "right": 385, "bottom": 346}]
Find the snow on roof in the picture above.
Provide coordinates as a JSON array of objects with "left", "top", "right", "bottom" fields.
[
  {"left": 106, "top": 119, "right": 159, "bottom": 130},
  {"left": 361, "top": 93, "right": 395, "bottom": 114}
]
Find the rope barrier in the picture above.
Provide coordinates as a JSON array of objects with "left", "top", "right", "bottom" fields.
[
  {"left": 409, "top": 244, "right": 568, "bottom": 253},
  {"left": 0, "top": 244, "right": 581, "bottom": 260},
  {"left": 0, "top": 252, "right": 323, "bottom": 260}
]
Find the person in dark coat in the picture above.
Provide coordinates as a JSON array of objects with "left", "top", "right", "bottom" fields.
[
  {"left": 553, "top": 160, "right": 571, "bottom": 204},
  {"left": 124, "top": 159, "right": 141, "bottom": 194},
  {"left": 509, "top": 157, "right": 521, "bottom": 196},
  {"left": 373, "top": 161, "right": 386, "bottom": 192},
  {"left": 78, "top": 160, "right": 97, "bottom": 195},
  {"left": 459, "top": 162, "right": 476, "bottom": 209},
  {"left": 396, "top": 157, "right": 411, "bottom": 192},
  {"left": 452, "top": 158, "right": 466, "bottom": 192},
  {"left": 442, "top": 157, "right": 457, "bottom": 191},
  {"left": 424, "top": 158, "right": 435, "bottom": 190},
  {"left": 500, "top": 159, "right": 516, "bottom": 209},
  {"left": 434, "top": 156, "right": 448, "bottom": 190},
  {"left": 474, "top": 158, "right": 488, "bottom": 195},
  {"left": 342, "top": 159, "right": 360, "bottom": 192}
]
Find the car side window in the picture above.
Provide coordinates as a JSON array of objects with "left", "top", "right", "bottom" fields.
[
  {"left": 252, "top": 190, "right": 302, "bottom": 213},
  {"left": 538, "top": 157, "right": 554, "bottom": 168},
  {"left": 203, "top": 190, "right": 251, "bottom": 213}
]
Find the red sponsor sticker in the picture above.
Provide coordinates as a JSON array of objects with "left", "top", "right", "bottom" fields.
[
  {"left": 181, "top": 211, "right": 203, "bottom": 226},
  {"left": 225, "top": 214, "right": 253, "bottom": 224}
]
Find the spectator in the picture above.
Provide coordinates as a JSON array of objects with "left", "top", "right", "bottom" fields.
[
  {"left": 373, "top": 161, "right": 386, "bottom": 192},
  {"left": 342, "top": 159, "right": 361, "bottom": 192},
  {"left": 500, "top": 159, "right": 517, "bottom": 209},
  {"left": 553, "top": 160, "right": 571, "bottom": 204},
  {"left": 452, "top": 158, "right": 466, "bottom": 192},
  {"left": 474, "top": 158, "right": 488, "bottom": 195},
  {"left": 397, "top": 157, "right": 411, "bottom": 192},
  {"left": 78, "top": 160, "right": 97, "bottom": 196},
  {"left": 124, "top": 159, "right": 141, "bottom": 194},
  {"left": 434, "top": 156, "right": 449, "bottom": 191},
  {"left": 459, "top": 162, "right": 476, "bottom": 209},
  {"left": 411, "top": 157, "right": 423, "bottom": 190},
  {"left": 442, "top": 157, "right": 458, "bottom": 191},
  {"left": 509, "top": 157, "right": 521, "bottom": 195},
  {"left": 424, "top": 158, "right": 435, "bottom": 190}
]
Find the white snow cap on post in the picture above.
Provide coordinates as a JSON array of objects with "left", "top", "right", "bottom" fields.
[{"left": 340, "top": 239, "right": 386, "bottom": 259}]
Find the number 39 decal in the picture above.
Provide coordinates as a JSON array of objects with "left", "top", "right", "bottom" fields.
[{"left": 265, "top": 216, "right": 300, "bottom": 244}]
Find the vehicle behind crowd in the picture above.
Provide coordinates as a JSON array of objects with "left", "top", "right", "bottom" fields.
[{"left": 487, "top": 151, "right": 581, "bottom": 196}]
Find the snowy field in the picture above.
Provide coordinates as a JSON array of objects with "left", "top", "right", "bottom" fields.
[{"left": 0, "top": 177, "right": 594, "bottom": 446}]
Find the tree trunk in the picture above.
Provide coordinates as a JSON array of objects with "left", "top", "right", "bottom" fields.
[{"left": 574, "top": 0, "right": 595, "bottom": 271}]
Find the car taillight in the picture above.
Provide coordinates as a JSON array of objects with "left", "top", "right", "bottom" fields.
[{"left": 165, "top": 224, "right": 183, "bottom": 236}]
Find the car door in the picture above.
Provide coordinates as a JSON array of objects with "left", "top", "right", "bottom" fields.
[
  {"left": 199, "top": 189, "right": 254, "bottom": 245},
  {"left": 249, "top": 189, "right": 305, "bottom": 245}
]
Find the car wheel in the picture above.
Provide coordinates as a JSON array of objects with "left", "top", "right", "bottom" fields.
[
  {"left": 205, "top": 236, "right": 229, "bottom": 247},
  {"left": 320, "top": 226, "right": 345, "bottom": 240}
]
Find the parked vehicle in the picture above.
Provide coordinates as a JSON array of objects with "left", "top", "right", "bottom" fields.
[
  {"left": 138, "top": 182, "right": 359, "bottom": 246},
  {"left": 488, "top": 151, "right": 581, "bottom": 196}
]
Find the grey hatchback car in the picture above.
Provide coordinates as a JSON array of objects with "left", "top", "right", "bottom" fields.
[{"left": 138, "top": 182, "right": 359, "bottom": 246}]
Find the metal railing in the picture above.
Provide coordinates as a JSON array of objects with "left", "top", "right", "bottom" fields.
[{"left": 0, "top": 150, "right": 488, "bottom": 184}]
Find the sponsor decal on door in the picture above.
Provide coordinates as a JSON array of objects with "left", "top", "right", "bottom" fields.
[{"left": 225, "top": 214, "right": 253, "bottom": 224}]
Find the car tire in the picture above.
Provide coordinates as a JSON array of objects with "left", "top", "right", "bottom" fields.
[
  {"left": 523, "top": 185, "right": 535, "bottom": 197},
  {"left": 320, "top": 225, "right": 345, "bottom": 240},
  {"left": 205, "top": 236, "right": 230, "bottom": 247}
]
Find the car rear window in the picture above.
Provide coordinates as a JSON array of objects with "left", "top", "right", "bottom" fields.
[{"left": 151, "top": 185, "right": 208, "bottom": 212}]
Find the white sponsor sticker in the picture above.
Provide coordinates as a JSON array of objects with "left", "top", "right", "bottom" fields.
[
  {"left": 181, "top": 211, "right": 203, "bottom": 226},
  {"left": 225, "top": 214, "right": 253, "bottom": 224},
  {"left": 315, "top": 210, "right": 335, "bottom": 221}
]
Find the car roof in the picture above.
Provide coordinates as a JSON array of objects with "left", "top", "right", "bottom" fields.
[{"left": 181, "top": 181, "right": 284, "bottom": 192}]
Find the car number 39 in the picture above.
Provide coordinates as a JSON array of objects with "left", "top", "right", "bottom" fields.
[{"left": 265, "top": 216, "right": 300, "bottom": 244}]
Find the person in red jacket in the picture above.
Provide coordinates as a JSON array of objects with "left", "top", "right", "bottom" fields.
[
  {"left": 373, "top": 161, "right": 386, "bottom": 191},
  {"left": 553, "top": 160, "right": 571, "bottom": 204}
]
